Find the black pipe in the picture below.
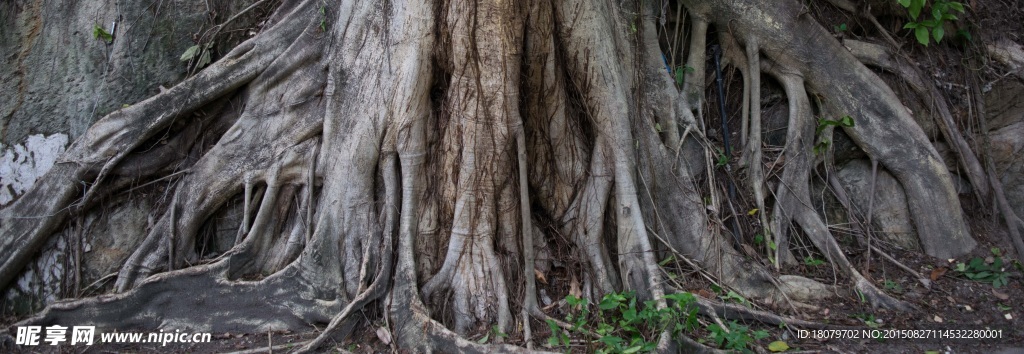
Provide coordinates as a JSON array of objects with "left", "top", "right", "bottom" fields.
[{"left": 711, "top": 45, "right": 743, "bottom": 245}]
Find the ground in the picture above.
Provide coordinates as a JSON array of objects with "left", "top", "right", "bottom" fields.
[{"left": 5, "top": 221, "right": 1019, "bottom": 353}]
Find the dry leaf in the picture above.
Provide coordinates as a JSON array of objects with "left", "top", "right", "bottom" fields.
[
  {"left": 569, "top": 275, "right": 582, "bottom": 298},
  {"left": 992, "top": 288, "right": 1010, "bottom": 301},
  {"left": 534, "top": 269, "right": 548, "bottom": 285},
  {"left": 741, "top": 244, "right": 758, "bottom": 257},
  {"left": 1005, "top": 313, "right": 1013, "bottom": 320},
  {"left": 933, "top": 315, "right": 943, "bottom": 323},
  {"left": 930, "top": 267, "right": 947, "bottom": 281},
  {"left": 376, "top": 326, "right": 393, "bottom": 345},
  {"left": 696, "top": 289, "right": 713, "bottom": 299}
]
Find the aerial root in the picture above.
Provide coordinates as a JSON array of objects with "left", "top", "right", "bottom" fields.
[
  {"left": 765, "top": 69, "right": 911, "bottom": 311},
  {"left": 296, "top": 154, "right": 399, "bottom": 353},
  {"left": 115, "top": 134, "right": 321, "bottom": 290},
  {"left": 844, "top": 39, "right": 990, "bottom": 202},
  {"left": 0, "top": 0, "right": 321, "bottom": 293}
]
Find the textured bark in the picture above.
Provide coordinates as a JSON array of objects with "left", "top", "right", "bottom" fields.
[{"left": 1, "top": 0, "right": 986, "bottom": 351}]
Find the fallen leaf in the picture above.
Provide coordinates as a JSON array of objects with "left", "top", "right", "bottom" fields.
[
  {"left": 933, "top": 315, "right": 943, "bottom": 323},
  {"left": 748, "top": 208, "right": 759, "bottom": 216},
  {"left": 1005, "top": 313, "right": 1013, "bottom": 320},
  {"left": 696, "top": 289, "right": 713, "bottom": 299},
  {"left": 930, "top": 267, "right": 947, "bottom": 281},
  {"left": 569, "top": 275, "right": 582, "bottom": 298},
  {"left": 741, "top": 244, "right": 758, "bottom": 257},
  {"left": 534, "top": 269, "right": 548, "bottom": 285},
  {"left": 768, "top": 340, "right": 790, "bottom": 352},
  {"left": 992, "top": 289, "right": 1010, "bottom": 300},
  {"left": 376, "top": 327, "right": 392, "bottom": 345},
  {"left": 965, "top": 305, "right": 973, "bottom": 311}
]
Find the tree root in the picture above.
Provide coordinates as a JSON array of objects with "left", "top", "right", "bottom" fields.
[{"left": 4, "top": 0, "right": 992, "bottom": 352}]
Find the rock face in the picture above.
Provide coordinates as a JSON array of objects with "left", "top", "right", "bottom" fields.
[
  {"left": 985, "top": 81, "right": 1024, "bottom": 221},
  {"left": 836, "top": 159, "right": 921, "bottom": 251},
  {"left": 0, "top": 0, "right": 266, "bottom": 312},
  {"left": 1, "top": 0, "right": 264, "bottom": 147}
]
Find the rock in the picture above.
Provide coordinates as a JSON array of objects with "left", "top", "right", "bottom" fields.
[
  {"left": 987, "top": 121, "right": 1024, "bottom": 224},
  {"left": 835, "top": 159, "right": 920, "bottom": 251},
  {"left": 777, "top": 275, "right": 835, "bottom": 302}
]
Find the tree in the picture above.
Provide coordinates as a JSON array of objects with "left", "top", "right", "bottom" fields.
[{"left": 1, "top": 0, "right": 1012, "bottom": 352}]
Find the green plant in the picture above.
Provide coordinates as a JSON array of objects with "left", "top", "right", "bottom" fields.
[
  {"left": 897, "top": 0, "right": 965, "bottom": 46},
  {"left": 477, "top": 325, "right": 508, "bottom": 344},
  {"left": 549, "top": 292, "right": 700, "bottom": 353},
  {"left": 851, "top": 313, "right": 882, "bottom": 329},
  {"left": 719, "top": 290, "right": 750, "bottom": 307},
  {"left": 705, "top": 321, "right": 769, "bottom": 353},
  {"left": 180, "top": 42, "right": 214, "bottom": 69},
  {"left": 813, "top": 115, "right": 854, "bottom": 154},
  {"left": 834, "top": 23, "right": 848, "bottom": 32},
  {"left": 674, "top": 65, "right": 695, "bottom": 87},
  {"left": 953, "top": 249, "right": 1010, "bottom": 288},
  {"left": 716, "top": 149, "right": 729, "bottom": 167},
  {"left": 883, "top": 280, "right": 902, "bottom": 293},
  {"left": 803, "top": 256, "right": 825, "bottom": 267},
  {"left": 92, "top": 24, "right": 113, "bottom": 43},
  {"left": 318, "top": 1, "right": 328, "bottom": 32}
]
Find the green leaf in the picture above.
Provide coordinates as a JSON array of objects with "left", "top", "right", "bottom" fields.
[
  {"left": 622, "top": 308, "right": 637, "bottom": 322},
  {"left": 198, "top": 49, "right": 212, "bottom": 68},
  {"left": 948, "top": 2, "right": 965, "bottom": 12},
  {"left": 768, "top": 340, "right": 791, "bottom": 352},
  {"left": 898, "top": 0, "right": 911, "bottom": 7},
  {"left": 675, "top": 68, "right": 685, "bottom": 86},
  {"left": 932, "top": 8, "right": 943, "bottom": 21},
  {"left": 477, "top": 332, "right": 490, "bottom": 344},
  {"left": 933, "top": 26, "right": 945, "bottom": 43},
  {"left": 915, "top": 27, "right": 930, "bottom": 45},
  {"left": 622, "top": 345, "right": 644, "bottom": 354},
  {"left": 903, "top": 22, "right": 919, "bottom": 29},
  {"left": 92, "top": 25, "right": 113, "bottom": 43},
  {"left": 180, "top": 45, "right": 201, "bottom": 62},
  {"left": 909, "top": 0, "right": 924, "bottom": 19},
  {"left": 839, "top": 115, "right": 855, "bottom": 127}
]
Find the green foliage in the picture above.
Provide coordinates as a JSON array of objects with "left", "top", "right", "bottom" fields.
[
  {"left": 834, "top": 23, "right": 848, "bottom": 32},
  {"left": 953, "top": 248, "right": 1010, "bottom": 288},
  {"left": 883, "top": 280, "right": 903, "bottom": 293},
  {"left": 92, "top": 25, "right": 113, "bottom": 43},
  {"left": 477, "top": 325, "right": 508, "bottom": 344},
  {"left": 851, "top": 313, "right": 882, "bottom": 329},
  {"left": 705, "top": 322, "right": 769, "bottom": 353},
  {"left": 549, "top": 292, "right": 699, "bottom": 353},
  {"left": 898, "top": 0, "right": 966, "bottom": 46},
  {"left": 813, "top": 115, "right": 854, "bottom": 155},
  {"left": 319, "top": 1, "right": 328, "bottom": 32},
  {"left": 715, "top": 149, "right": 729, "bottom": 167},
  {"left": 674, "top": 66, "right": 695, "bottom": 87},
  {"left": 719, "top": 290, "right": 749, "bottom": 307},
  {"left": 803, "top": 256, "right": 825, "bottom": 267},
  {"left": 180, "top": 43, "right": 214, "bottom": 70}
]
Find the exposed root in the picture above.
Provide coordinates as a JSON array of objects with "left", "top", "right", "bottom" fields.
[
  {"left": 0, "top": 0, "right": 320, "bottom": 293},
  {"left": 844, "top": 39, "right": 991, "bottom": 202},
  {"left": 3, "top": 0, "right": 993, "bottom": 351}
]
